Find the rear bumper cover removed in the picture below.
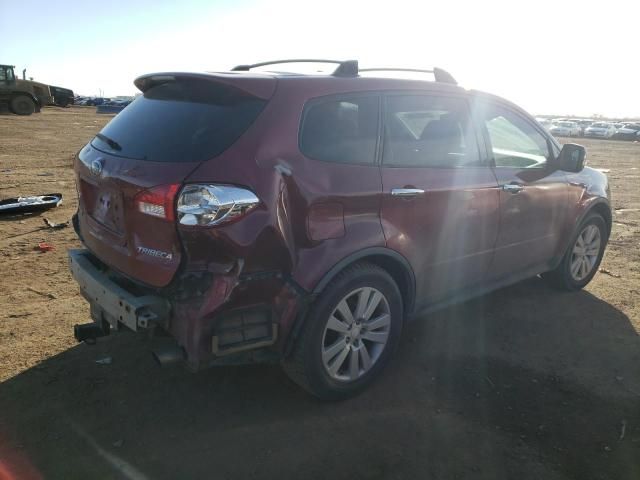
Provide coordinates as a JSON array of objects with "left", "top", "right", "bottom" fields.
[
  {"left": 68, "top": 249, "right": 299, "bottom": 368},
  {"left": 68, "top": 249, "right": 170, "bottom": 333}
]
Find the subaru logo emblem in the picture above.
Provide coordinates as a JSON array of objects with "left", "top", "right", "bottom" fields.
[{"left": 90, "top": 159, "right": 104, "bottom": 176}]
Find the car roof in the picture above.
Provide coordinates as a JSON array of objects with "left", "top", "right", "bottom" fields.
[{"left": 135, "top": 62, "right": 534, "bottom": 119}]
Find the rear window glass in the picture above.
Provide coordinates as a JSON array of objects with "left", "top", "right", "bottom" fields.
[
  {"left": 91, "top": 78, "right": 266, "bottom": 162},
  {"left": 300, "top": 96, "right": 379, "bottom": 164}
]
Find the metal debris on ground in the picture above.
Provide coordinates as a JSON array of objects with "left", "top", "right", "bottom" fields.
[
  {"left": 43, "top": 218, "right": 69, "bottom": 229},
  {"left": 0, "top": 193, "right": 63, "bottom": 215}
]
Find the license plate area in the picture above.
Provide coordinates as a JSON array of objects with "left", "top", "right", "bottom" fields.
[{"left": 80, "top": 178, "right": 125, "bottom": 234}]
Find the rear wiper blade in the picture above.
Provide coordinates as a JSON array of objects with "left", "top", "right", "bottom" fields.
[{"left": 95, "top": 133, "right": 122, "bottom": 151}]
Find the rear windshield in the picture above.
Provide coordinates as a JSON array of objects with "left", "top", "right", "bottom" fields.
[{"left": 91, "top": 78, "right": 266, "bottom": 162}]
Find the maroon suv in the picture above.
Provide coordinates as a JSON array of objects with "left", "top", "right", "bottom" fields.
[{"left": 69, "top": 59, "right": 611, "bottom": 399}]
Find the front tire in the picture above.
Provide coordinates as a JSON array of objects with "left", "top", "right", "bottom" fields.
[
  {"left": 10, "top": 95, "right": 36, "bottom": 115},
  {"left": 283, "top": 262, "right": 403, "bottom": 400},
  {"left": 543, "top": 213, "right": 608, "bottom": 291}
]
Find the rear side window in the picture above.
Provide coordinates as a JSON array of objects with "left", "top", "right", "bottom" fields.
[
  {"left": 91, "top": 78, "right": 266, "bottom": 162},
  {"left": 383, "top": 95, "right": 481, "bottom": 168},
  {"left": 300, "top": 96, "right": 379, "bottom": 164}
]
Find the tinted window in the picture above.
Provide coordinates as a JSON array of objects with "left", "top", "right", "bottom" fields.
[
  {"left": 91, "top": 78, "right": 266, "bottom": 162},
  {"left": 480, "top": 104, "right": 549, "bottom": 168},
  {"left": 383, "top": 95, "right": 480, "bottom": 167},
  {"left": 300, "top": 96, "right": 379, "bottom": 164}
]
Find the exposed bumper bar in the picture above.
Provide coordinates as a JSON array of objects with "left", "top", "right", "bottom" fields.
[{"left": 68, "top": 249, "right": 170, "bottom": 333}]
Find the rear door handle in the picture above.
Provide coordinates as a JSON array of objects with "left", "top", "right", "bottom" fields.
[
  {"left": 391, "top": 188, "right": 425, "bottom": 197},
  {"left": 501, "top": 183, "right": 524, "bottom": 194}
]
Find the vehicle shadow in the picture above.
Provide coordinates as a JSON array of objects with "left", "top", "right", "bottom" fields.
[{"left": 0, "top": 277, "right": 638, "bottom": 480}]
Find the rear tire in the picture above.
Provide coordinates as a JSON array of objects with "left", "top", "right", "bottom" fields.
[
  {"left": 283, "top": 262, "right": 403, "bottom": 400},
  {"left": 10, "top": 95, "right": 36, "bottom": 115},
  {"left": 542, "top": 213, "right": 608, "bottom": 291}
]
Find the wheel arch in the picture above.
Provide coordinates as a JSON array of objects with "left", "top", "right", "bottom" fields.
[
  {"left": 552, "top": 198, "right": 612, "bottom": 271},
  {"left": 283, "top": 247, "right": 416, "bottom": 358},
  {"left": 312, "top": 247, "right": 416, "bottom": 319},
  {"left": 587, "top": 200, "right": 612, "bottom": 237}
]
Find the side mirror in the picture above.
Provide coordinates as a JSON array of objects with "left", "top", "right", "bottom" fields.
[{"left": 554, "top": 143, "right": 586, "bottom": 172}]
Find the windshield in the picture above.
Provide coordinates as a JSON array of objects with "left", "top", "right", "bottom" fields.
[
  {"left": 591, "top": 123, "right": 609, "bottom": 128},
  {"left": 558, "top": 122, "right": 573, "bottom": 127},
  {"left": 91, "top": 78, "right": 266, "bottom": 162}
]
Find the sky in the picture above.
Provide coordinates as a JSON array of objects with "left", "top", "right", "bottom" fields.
[{"left": 2, "top": 0, "right": 639, "bottom": 118}]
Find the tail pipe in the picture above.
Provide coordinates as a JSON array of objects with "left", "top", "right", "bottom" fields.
[{"left": 74, "top": 322, "right": 109, "bottom": 344}]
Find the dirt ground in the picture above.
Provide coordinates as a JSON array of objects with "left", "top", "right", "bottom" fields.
[{"left": 0, "top": 107, "right": 639, "bottom": 480}]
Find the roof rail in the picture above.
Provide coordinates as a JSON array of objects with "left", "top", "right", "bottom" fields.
[
  {"left": 359, "top": 67, "right": 457, "bottom": 85},
  {"left": 230, "top": 60, "right": 456, "bottom": 84},
  {"left": 231, "top": 59, "right": 358, "bottom": 77}
]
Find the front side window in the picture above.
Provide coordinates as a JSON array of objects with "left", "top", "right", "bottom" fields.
[
  {"left": 300, "top": 96, "right": 379, "bottom": 164},
  {"left": 382, "top": 95, "right": 481, "bottom": 168},
  {"left": 480, "top": 103, "right": 550, "bottom": 168}
]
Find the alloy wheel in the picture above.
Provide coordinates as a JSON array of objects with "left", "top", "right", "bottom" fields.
[
  {"left": 570, "top": 224, "right": 601, "bottom": 281},
  {"left": 321, "top": 287, "right": 391, "bottom": 382}
]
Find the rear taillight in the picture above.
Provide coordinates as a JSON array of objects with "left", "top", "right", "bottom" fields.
[
  {"left": 176, "top": 184, "right": 259, "bottom": 226},
  {"left": 134, "top": 184, "right": 180, "bottom": 221}
]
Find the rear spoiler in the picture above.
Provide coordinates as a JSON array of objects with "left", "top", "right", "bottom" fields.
[{"left": 134, "top": 72, "right": 277, "bottom": 100}]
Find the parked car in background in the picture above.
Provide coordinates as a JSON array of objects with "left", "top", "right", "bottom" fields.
[
  {"left": 535, "top": 117, "right": 553, "bottom": 130},
  {"left": 584, "top": 122, "right": 616, "bottom": 138},
  {"left": 68, "top": 60, "right": 611, "bottom": 399},
  {"left": 614, "top": 123, "right": 640, "bottom": 140},
  {"left": 85, "top": 97, "right": 110, "bottom": 106},
  {"left": 576, "top": 119, "right": 594, "bottom": 136},
  {"left": 549, "top": 121, "right": 581, "bottom": 137}
]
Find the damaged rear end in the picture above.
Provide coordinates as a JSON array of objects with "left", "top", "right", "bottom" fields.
[{"left": 70, "top": 71, "right": 304, "bottom": 368}]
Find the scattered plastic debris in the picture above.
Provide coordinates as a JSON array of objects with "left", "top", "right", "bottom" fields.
[
  {"left": 0, "top": 193, "right": 62, "bottom": 215},
  {"left": 43, "top": 218, "right": 69, "bottom": 229},
  {"left": 35, "top": 242, "right": 55, "bottom": 253},
  {"left": 95, "top": 356, "right": 113, "bottom": 365}
]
